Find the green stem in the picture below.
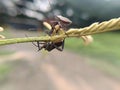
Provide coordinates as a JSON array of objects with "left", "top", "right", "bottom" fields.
[{"left": 0, "top": 36, "right": 51, "bottom": 46}]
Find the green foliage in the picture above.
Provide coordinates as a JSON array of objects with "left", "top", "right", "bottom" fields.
[
  {"left": 65, "top": 32, "right": 120, "bottom": 65},
  {"left": 65, "top": 32, "right": 120, "bottom": 78},
  {"left": 0, "top": 51, "right": 14, "bottom": 55},
  {"left": 0, "top": 64, "right": 12, "bottom": 81}
]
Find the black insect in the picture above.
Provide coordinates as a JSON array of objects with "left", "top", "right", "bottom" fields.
[
  {"left": 33, "top": 0, "right": 72, "bottom": 52},
  {"left": 33, "top": 40, "right": 64, "bottom": 51},
  {"left": 33, "top": 15, "right": 72, "bottom": 52}
]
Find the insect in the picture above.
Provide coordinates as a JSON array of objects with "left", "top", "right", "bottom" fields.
[
  {"left": 34, "top": 15, "right": 72, "bottom": 51},
  {"left": 33, "top": 0, "right": 72, "bottom": 52},
  {"left": 44, "top": 15, "right": 72, "bottom": 36}
]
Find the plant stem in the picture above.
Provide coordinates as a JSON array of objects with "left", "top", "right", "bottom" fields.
[
  {"left": 0, "top": 17, "right": 120, "bottom": 46},
  {"left": 0, "top": 36, "right": 51, "bottom": 46}
]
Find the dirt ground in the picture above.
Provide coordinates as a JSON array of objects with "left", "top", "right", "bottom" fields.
[{"left": 0, "top": 29, "right": 120, "bottom": 90}]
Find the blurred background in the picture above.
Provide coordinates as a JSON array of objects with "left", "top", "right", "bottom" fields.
[{"left": 0, "top": 0, "right": 120, "bottom": 90}]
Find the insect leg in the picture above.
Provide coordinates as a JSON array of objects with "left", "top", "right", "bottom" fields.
[
  {"left": 37, "top": 42, "right": 48, "bottom": 51},
  {"left": 61, "top": 40, "right": 65, "bottom": 50},
  {"left": 36, "top": 41, "right": 42, "bottom": 51},
  {"left": 25, "top": 34, "right": 39, "bottom": 47},
  {"left": 32, "top": 41, "right": 45, "bottom": 51},
  {"left": 32, "top": 42, "right": 38, "bottom": 47}
]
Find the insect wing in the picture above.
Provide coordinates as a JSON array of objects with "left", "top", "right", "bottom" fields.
[{"left": 56, "top": 15, "right": 72, "bottom": 24}]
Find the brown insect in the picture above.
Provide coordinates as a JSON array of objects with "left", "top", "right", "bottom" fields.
[
  {"left": 33, "top": 15, "right": 72, "bottom": 51},
  {"left": 33, "top": 0, "right": 72, "bottom": 51},
  {"left": 44, "top": 15, "right": 72, "bottom": 35}
]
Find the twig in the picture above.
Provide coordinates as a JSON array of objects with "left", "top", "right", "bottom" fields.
[
  {"left": 0, "top": 36, "right": 51, "bottom": 46},
  {"left": 66, "top": 17, "right": 120, "bottom": 36}
]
